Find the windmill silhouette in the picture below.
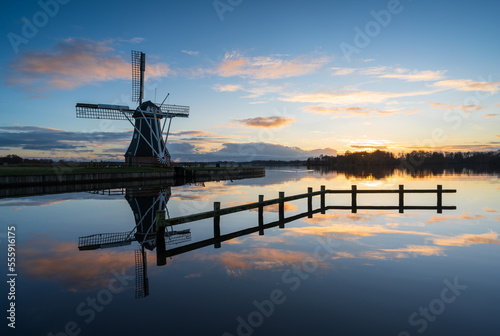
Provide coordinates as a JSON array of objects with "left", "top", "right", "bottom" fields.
[{"left": 76, "top": 50, "right": 189, "bottom": 166}]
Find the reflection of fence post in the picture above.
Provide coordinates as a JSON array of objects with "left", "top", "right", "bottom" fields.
[
  {"left": 437, "top": 185, "right": 443, "bottom": 214},
  {"left": 351, "top": 185, "right": 357, "bottom": 213},
  {"left": 155, "top": 210, "right": 166, "bottom": 266},
  {"left": 399, "top": 185, "right": 404, "bottom": 213},
  {"left": 279, "top": 191, "right": 285, "bottom": 228},
  {"left": 214, "top": 202, "right": 221, "bottom": 248},
  {"left": 320, "top": 185, "right": 326, "bottom": 214},
  {"left": 307, "top": 187, "right": 313, "bottom": 218},
  {"left": 258, "top": 195, "right": 264, "bottom": 235}
]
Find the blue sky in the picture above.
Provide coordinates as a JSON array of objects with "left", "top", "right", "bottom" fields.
[{"left": 1, "top": 0, "right": 499, "bottom": 161}]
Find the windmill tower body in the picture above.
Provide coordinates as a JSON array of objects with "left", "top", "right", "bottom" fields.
[
  {"left": 125, "top": 101, "right": 169, "bottom": 165},
  {"left": 75, "top": 50, "right": 189, "bottom": 166}
]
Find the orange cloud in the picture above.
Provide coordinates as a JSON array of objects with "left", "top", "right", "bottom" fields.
[
  {"left": 485, "top": 114, "right": 498, "bottom": 117},
  {"left": 361, "top": 245, "right": 446, "bottom": 260},
  {"left": 8, "top": 38, "right": 172, "bottom": 90},
  {"left": 213, "top": 84, "right": 243, "bottom": 92},
  {"left": 192, "top": 248, "right": 328, "bottom": 276},
  {"left": 20, "top": 239, "right": 134, "bottom": 292},
  {"left": 249, "top": 202, "right": 298, "bottom": 213},
  {"left": 433, "top": 231, "right": 500, "bottom": 246},
  {"left": 427, "top": 102, "right": 485, "bottom": 113},
  {"left": 432, "top": 79, "right": 500, "bottom": 93},
  {"left": 215, "top": 53, "right": 328, "bottom": 79},
  {"left": 459, "top": 212, "right": 486, "bottom": 220},
  {"left": 286, "top": 224, "right": 432, "bottom": 238},
  {"left": 380, "top": 69, "right": 446, "bottom": 82},
  {"left": 426, "top": 215, "right": 455, "bottom": 224},
  {"left": 380, "top": 245, "right": 445, "bottom": 256},
  {"left": 332, "top": 66, "right": 446, "bottom": 82},
  {"left": 484, "top": 207, "right": 498, "bottom": 212},
  {"left": 304, "top": 106, "right": 400, "bottom": 117},
  {"left": 282, "top": 89, "right": 437, "bottom": 105},
  {"left": 235, "top": 116, "right": 296, "bottom": 128}
]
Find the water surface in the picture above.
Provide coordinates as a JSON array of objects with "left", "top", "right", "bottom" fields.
[{"left": 1, "top": 167, "right": 499, "bottom": 336}]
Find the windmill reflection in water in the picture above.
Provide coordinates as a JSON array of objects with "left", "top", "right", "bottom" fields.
[{"left": 78, "top": 186, "right": 191, "bottom": 299}]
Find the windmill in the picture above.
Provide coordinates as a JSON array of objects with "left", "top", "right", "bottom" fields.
[{"left": 76, "top": 50, "right": 189, "bottom": 166}]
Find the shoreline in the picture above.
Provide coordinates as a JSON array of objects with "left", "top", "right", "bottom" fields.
[{"left": 0, "top": 166, "right": 265, "bottom": 188}]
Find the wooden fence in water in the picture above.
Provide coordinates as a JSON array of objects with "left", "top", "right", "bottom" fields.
[{"left": 154, "top": 185, "right": 456, "bottom": 265}]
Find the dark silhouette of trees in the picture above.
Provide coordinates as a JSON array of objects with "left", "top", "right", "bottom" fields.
[
  {"left": 307, "top": 150, "right": 500, "bottom": 168},
  {"left": 0, "top": 154, "right": 53, "bottom": 165}
]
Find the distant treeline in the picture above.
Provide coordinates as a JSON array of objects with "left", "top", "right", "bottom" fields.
[
  {"left": 0, "top": 154, "right": 54, "bottom": 165},
  {"left": 306, "top": 150, "right": 500, "bottom": 167}
]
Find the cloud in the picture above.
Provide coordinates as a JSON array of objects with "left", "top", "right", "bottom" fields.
[
  {"left": 170, "top": 130, "right": 212, "bottom": 137},
  {"left": 172, "top": 142, "right": 337, "bottom": 162},
  {"left": 117, "top": 37, "right": 145, "bottom": 44},
  {"left": 304, "top": 106, "right": 400, "bottom": 117},
  {"left": 192, "top": 248, "right": 329, "bottom": 276},
  {"left": 20, "top": 239, "right": 133, "bottom": 291},
  {"left": 0, "top": 125, "right": 129, "bottom": 152},
  {"left": 403, "top": 144, "right": 500, "bottom": 152},
  {"left": 485, "top": 114, "right": 498, "bottom": 118},
  {"left": 427, "top": 102, "right": 485, "bottom": 113},
  {"left": 167, "top": 142, "right": 197, "bottom": 154},
  {"left": 375, "top": 245, "right": 446, "bottom": 258},
  {"left": 459, "top": 212, "right": 486, "bottom": 220},
  {"left": 213, "top": 84, "right": 243, "bottom": 92},
  {"left": 213, "top": 82, "right": 286, "bottom": 99},
  {"left": 7, "top": 38, "right": 172, "bottom": 90},
  {"left": 282, "top": 89, "right": 437, "bottom": 105},
  {"left": 484, "top": 208, "right": 498, "bottom": 212},
  {"left": 432, "top": 79, "right": 500, "bottom": 93},
  {"left": 433, "top": 231, "right": 500, "bottom": 247},
  {"left": 211, "top": 142, "right": 337, "bottom": 161},
  {"left": 181, "top": 50, "right": 200, "bottom": 56},
  {"left": 214, "top": 52, "right": 329, "bottom": 79},
  {"left": 331, "top": 67, "right": 356, "bottom": 76},
  {"left": 331, "top": 66, "right": 445, "bottom": 81},
  {"left": 379, "top": 69, "right": 446, "bottom": 82},
  {"left": 234, "top": 116, "right": 296, "bottom": 128},
  {"left": 345, "top": 139, "right": 393, "bottom": 150},
  {"left": 286, "top": 221, "right": 432, "bottom": 238}
]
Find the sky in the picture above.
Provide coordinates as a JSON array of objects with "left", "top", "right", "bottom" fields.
[{"left": 0, "top": 0, "right": 499, "bottom": 162}]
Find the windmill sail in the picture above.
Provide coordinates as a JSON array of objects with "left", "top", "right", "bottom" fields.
[
  {"left": 76, "top": 103, "right": 134, "bottom": 120},
  {"left": 156, "top": 103, "right": 190, "bottom": 118},
  {"left": 131, "top": 50, "right": 145, "bottom": 104}
]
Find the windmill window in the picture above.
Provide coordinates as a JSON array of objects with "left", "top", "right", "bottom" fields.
[{"left": 134, "top": 134, "right": 137, "bottom": 139}]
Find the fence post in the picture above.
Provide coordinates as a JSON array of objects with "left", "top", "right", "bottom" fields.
[
  {"left": 399, "top": 185, "right": 404, "bottom": 213},
  {"left": 258, "top": 195, "right": 264, "bottom": 235},
  {"left": 155, "top": 210, "right": 166, "bottom": 266},
  {"left": 320, "top": 185, "right": 326, "bottom": 214},
  {"left": 155, "top": 210, "right": 165, "bottom": 229},
  {"left": 214, "top": 202, "right": 221, "bottom": 248},
  {"left": 437, "top": 185, "right": 443, "bottom": 214},
  {"left": 307, "top": 187, "right": 313, "bottom": 218},
  {"left": 279, "top": 191, "right": 285, "bottom": 228},
  {"left": 351, "top": 185, "right": 357, "bottom": 213}
]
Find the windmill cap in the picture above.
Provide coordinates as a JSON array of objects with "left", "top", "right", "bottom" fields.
[{"left": 133, "top": 100, "right": 162, "bottom": 118}]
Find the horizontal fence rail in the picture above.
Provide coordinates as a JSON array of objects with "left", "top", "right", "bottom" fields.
[{"left": 156, "top": 185, "right": 457, "bottom": 228}]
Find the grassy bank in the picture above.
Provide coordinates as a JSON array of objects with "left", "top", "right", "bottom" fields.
[
  {"left": 0, "top": 166, "right": 174, "bottom": 176},
  {"left": 0, "top": 165, "right": 262, "bottom": 176}
]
